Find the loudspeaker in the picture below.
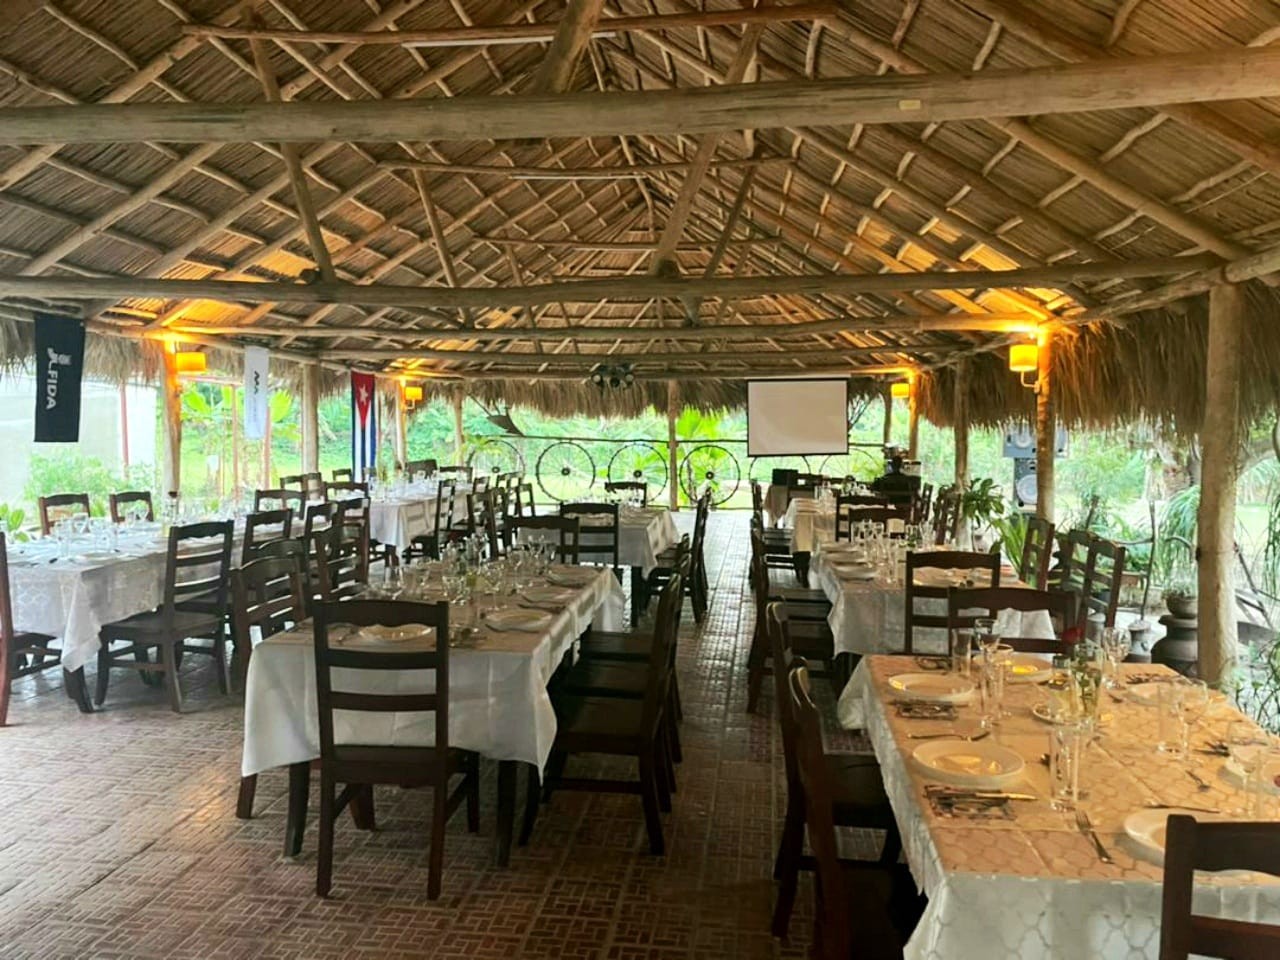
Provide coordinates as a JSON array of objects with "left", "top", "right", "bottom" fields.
[{"left": 771, "top": 468, "right": 798, "bottom": 487}]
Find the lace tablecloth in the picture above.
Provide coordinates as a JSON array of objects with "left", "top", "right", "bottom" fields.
[
  {"left": 847, "top": 656, "right": 1280, "bottom": 959},
  {"left": 242, "top": 566, "right": 625, "bottom": 776}
]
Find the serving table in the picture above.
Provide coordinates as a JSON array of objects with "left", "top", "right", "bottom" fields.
[{"left": 845, "top": 656, "right": 1280, "bottom": 959}]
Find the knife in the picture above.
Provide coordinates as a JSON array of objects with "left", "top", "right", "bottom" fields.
[{"left": 932, "top": 789, "right": 1038, "bottom": 802}]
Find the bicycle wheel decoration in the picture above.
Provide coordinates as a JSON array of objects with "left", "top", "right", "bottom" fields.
[
  {"left": 467, "top": 437, "right": 524, "bottom": 477},
  {"left": 679, "top": 443, "right": 741, "bottom": 506},
  {"left": 606, "top": 442, "right": 668, "bottom": 499},
  {"left": 535, "top": 441, "right": 597, "bottom": 503},
  {"left": 815, "top": 450, "right": 879, "bottom": 482}
]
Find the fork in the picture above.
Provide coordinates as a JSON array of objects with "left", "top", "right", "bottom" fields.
[
  {"left": 1185, "top": 768, "right": 1212, "bottom": 792},
  {"left": 1075, "top": 809, "right": 1114, "bottom": 864}
]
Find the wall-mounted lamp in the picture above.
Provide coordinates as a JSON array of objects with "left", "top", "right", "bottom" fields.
[
  {"left": 1009, "top": 342, "right": 1039, "bottom": 390},
  {"left": 172, "top": 349, "right": 206, "bottom": 375},
  {"left": 889, "top": 380, "right": 911, "bottom": 400},
  {"left": 403, "top": 383, "right": 424, "bottom": 408}
]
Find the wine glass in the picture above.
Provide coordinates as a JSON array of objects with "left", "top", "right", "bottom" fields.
[
  {"left": 381, "top": 564, "right": 403, "bottom": 600},
  {"left": 1099, "top": 628, "right": 1131, "bottom": 689}
]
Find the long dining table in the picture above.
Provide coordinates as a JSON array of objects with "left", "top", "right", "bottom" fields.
[
  {"left": 842, "top": 656, "right": 1280, "bottom": 959},
  {"left": 366, "top": 482, "right": 472, "bottom": 550},
  {"left": 241, "top": 563, "right": 626, "bottom": 864}
]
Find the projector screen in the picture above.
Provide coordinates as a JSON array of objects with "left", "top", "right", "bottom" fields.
[{"left": 747, "top": 378, "right": 850, "bottom": 457}]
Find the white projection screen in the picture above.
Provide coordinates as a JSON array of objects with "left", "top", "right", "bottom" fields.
[{"left": 747, "top": 378, "right": 850, "bottom": 457}]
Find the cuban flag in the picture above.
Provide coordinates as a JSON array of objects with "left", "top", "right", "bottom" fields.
[{"left": 351, "top": 371, "right": 378, "bottom": 480}]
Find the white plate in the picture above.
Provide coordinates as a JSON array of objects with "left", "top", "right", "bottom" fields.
[
  {"left": 72, "top": 552, "right": 121, "bottom": 563},
  {"left": 1003, "top": 653, "right": 1053, "bottom": 684},
  {"left": 830, "top": 563, "right": 877, "bottom": 580},
  {"left": 1031, "top": 701, "right": 1113, "bottom": 726},
  {"left": 546, "top": 568, "right": 597, "bottom": 587},
  {"left": 1123, "top": 808, "right": 1222, "bottom": 865},
  {"left": 483, "top": 608, "right": 553, "bottom": 632},
  {"left": 523, "top": 586, "right": 575, "bottom": 605},
  {"left": 1223, "top": 748, "right": 1280, "bottom": 795},
  {"left": 352, "top": 624, "right": 434, "bottom": 645},
  {"left": 887, "top": 673, "right": 976, "bottom": 704},
  {"left": 911, "top": 739, "right": 1026, "bottom": 789}
]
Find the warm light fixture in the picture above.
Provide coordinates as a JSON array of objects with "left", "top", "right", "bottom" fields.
[
  {"left": 403, "top": 383, "right": 424, "bottom": 407},
  {"left": 1009, "top": 342, "right": 1040, "bottom": 390},
  {"left": 173, "top": 350, "right": 206, "bottom": 375},
  {"left": 890, "top": 381, "right": 911, "bottom": 400}
]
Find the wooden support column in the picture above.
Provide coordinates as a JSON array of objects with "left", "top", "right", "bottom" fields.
[
  {"left": 907, "top": 385, "right": 920, "bottom": 460},
  {"left": 667, "top": 380, "right": 680, "bottom": 511},
  {"left": 954, "top": 361, "right": 970, "bottom": 488},
  {"left": 161, "top": 349, "right": 182, "bottom": 498},
  {"left": 882, "top": 390, "right": 893, "bottom": 448},
  {"left": 394, "top": 386, "right": 409, "bottom": 468},
  {"left": 1197, "top": 283, "right": 1245, "bottom": 688},
  {"left": 300, "top": 363, "right": 320, "bottom": 475},
  {"left": 1035, "top": 331, "right": 1055, "bottom": 523},
  {"left": 452, "top": 391, "right": 466, "bottom": 466}
]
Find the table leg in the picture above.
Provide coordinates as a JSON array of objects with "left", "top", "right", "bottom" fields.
[
  {"left": 629, "top": 565, "right": 645, "bottom": 627},
  {"left": 495, "top": 760, "right": 516, "bottom": 866},
  {"left": 284, "top": 761, "right": 310, "bottom": 857},
  {"left": 63, "top": 668, "right": 93, "bottom": 713}
]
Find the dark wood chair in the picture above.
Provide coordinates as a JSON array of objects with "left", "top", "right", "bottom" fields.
[
  {"left": 38, "top": 493, "right": 91, "bottom": 535},
  {"left": 331, "top": 468, "right": 353, "bottom": 482},
  {"left": 472, "top": 475, "right": 491, "bottom": 495},
  {"left": 96, "top": 521, "right": 234, "bottom": 712},
  {"left": 254, "top": 487, "right": 304, "bottom": 513},
  {"left": 405, "top": 479, "right": 456, "bottom": 563},
  {"left": 788, "top": 661, "right": 913, "bottom": 960},
  {"left": 931, "top": 486, "right": 960, "bottom": 546},
  {"left": 324, "top": 480, "right": 368, "bottom": 500},
  {"left": 604, "top": 480, "right": 648, "bottom": 505},
  {"left": 904, "top": 550, "right": 1001, "bottom": 654},
  {"left": 312, "top": 598, "right": 480, "bottom": 899},
  {"left": 513, "top": 481, "right": 537, "bottom": 518},
  {"left": 946, "top": 587, "right": 1078, "bottom": 655},
  {"left": 509, "top": 515, "right": 580, "bottom": 563},
  {"left": 437, "top": 465, "right": 472, "bottom": 483},
  {"left": 1158, "top": 816, "right": 1280, "bottom": 959},
  {"left": 242, "top": 507, "right": 294, "bottom": 564},
  {"left": 1, "top": 531, "right": 61, "bottom": 725},
  {"left": 1052, "top": 527, "right": 1093, "bottom": 595},
  {"left": 746, "top": 527, "right": 837, "bottom": 713},
  {"left": 281, "top": 471, "right": 324, "bottom": 500},
  {"left": 108, "top": 490, "right": 154, "bottom": 523},
  {"left": 641, "top": 493, "right": 709, "bottom": 625},
  {"left": 314, "top": 525, "right": 367, "bottom": 602},
  {"left": 1019, "top": 516, "right": 1056, "bottom": 589},
  {"left": 767, "top": 602, "right": 899, "bottom": 939},
  {"left": 910, "top": 483, "right": 934, "bottom": 526},
  {"left": 559, "top": 502, "right": 620, "bottom": 579},
  {"left": 537, "top": 571, "right": 683, "bottom": 855},
  {"left": 1081, "top": 536, "right": 1127, "bottom": 630},
  {"left": 403, "top": 458, "right": 437, "bottom": 477}
]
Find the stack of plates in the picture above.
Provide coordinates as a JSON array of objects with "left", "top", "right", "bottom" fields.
[
  {"left": 523, "top": 586, "right": 575, "bottom": 606},
  {"left": 547, "top": 568, "right": 596, "bottom": 587}
]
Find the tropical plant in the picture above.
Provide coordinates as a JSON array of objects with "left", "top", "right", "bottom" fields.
[
  {"left": 988, "top": 506, "right": 1027, "bottom": 567},
  {"left": 24, "top": 452, "right": 152, "bottom": 516},
  {"left": 958, "top": 477, "right": 1007, "bottom": 528},
  {"left": 1154, "top": 485, "right": 1200, "bottom": 585},
  {"left": 0, "top": 502, "right": 31, "bottom": 540}
]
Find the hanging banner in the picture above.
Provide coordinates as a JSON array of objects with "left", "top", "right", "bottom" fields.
[
  {"left": 33, "top": 313, "right": 86, "bottom": 443},
  {"left": 351, "top": 371, "right": 378, "bottom": 480},
  {"left": 243, "top": 346, "right": 269, "bottom": 440}
]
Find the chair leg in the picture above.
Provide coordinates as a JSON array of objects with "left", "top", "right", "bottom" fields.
[
  {"left": 94, "top": 641, "right": 111, "bottom": 706},
  {"left": 637, "top": 749, "right": 665, "bottom": 855},
  {"left": 236, "top": 774, "right": 257, "bottom": 820},
  {"left": 134, "top": 645, "right": 160, "bottom": 687},
  {"left": 671, "top": 672, "right": 684, "bottom": 725},
  {"left": 655, "top": 733, "right": 674, "bottom": 810},
  {"left": 466, "top": 754, "right": 481, "bottom": 833},
  {"left": 316, "top": 770, "right": 335, "bottom": 897},
  {"left": 665, "top": 704, "right": 683, "bottom": 764},
  {"left": 746, "top": 628, "right": 768, "bottom": 714},
  {"left": 518, "top": 764, "right": 539, "bottom": 846},
  {"left": 160, "top": 641, "right": 183, "bottom": 713},
  {"left": 212, "top": 634, "right": 229, "bottom": 695},
  {"left": 771, "top": 795, "right": 805, "bottom": 938},
  {"left": 427, "top": 781, "right": 448, "bottom": 900},
  {"left": 350, "top": 785, "right": 376, "bottom": 830}
]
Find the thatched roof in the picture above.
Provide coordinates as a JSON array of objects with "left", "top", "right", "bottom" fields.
[{"left": 0, "top": 0, "right": 1278, "bottom": 423}]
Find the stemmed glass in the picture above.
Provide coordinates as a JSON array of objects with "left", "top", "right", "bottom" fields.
[{"left": 1099, "top": 628, "right": 1130, "bottom": 689}]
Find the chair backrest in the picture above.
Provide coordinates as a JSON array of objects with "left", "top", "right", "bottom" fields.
[
  {"left": 1081, "top": 536, "right": 1127, "bottom": 629},
  {"left": 1019, "top": 516, "right": 1056, "bottom": 590},
  {"left": 431, "top": 480, "right": 456, "bottom": 536},
  {"left": 767, "top": 603, "right": 804, "bottom": 801},
  {"left": 511, "top": 516, "right": 581, "bottom": 563},
  {"left": 946, "top": 587, "right": 1078, "bottom": 654},
  {"left": 324, "top": 480, "right": 368, "bottom": 501},
  {"left": 303, "top": 500, "right": 335, "bottom": 542},
  {"left": 640, "top": 569, "right": 684, "bottom": 734},
  {"left": 604, "top": 480, "right": 648, "bottom": 505},
  {"left": 404, "top": 458, "right": 437, "bottom": 477},
  {"left": 38, "top": 493, "right": 91, "bottom": 534},
  {"left": 334, "top": 497, "right": 372, "bottom": 577},
  {"left": 689, "top": 494, "right": 710, "bottom": 574},
  {"left": 313, "top": 599, "right": 451, "bottom": 762},
  {"left": 472, "top": 475, "right": 490, "bottom": 495},
  {"left": 911, "top": 483, "right": 934, "bottom": 525},
  {"left": 331, "top": 467, "right": 353, "bottom": 482},
  {"left": 559, "top": 502, "right": 619, "bottom": 569},
  {"left": 904, "top": 550, "right": 1001, "bottom": 653},
  {"left": 314, "top": 520, "right": 367, "bottom": 602},
  {"left": 437, "top": 465, "right": 472, "bottom": 482},
  {"left": 162, "top": 521, "right": 234, "bottom": 619},
  {"left": 254, "top": 487, "right": 304, "bottom": 513},
  {"left": 836, "top": 500, "right": 903, "bottom": 540},
  {"left": 931, "top": 486, "right": 960, "bottom": 545},
  {"left": 1055, "top": 528, "right": 1093, "bottom": 594},
  {"left": 242, "top": 507, "right": 294, "bottom": 564},
  {"left": 1159, "top": 816, "right": 1280, "bottom": 960},
  {"left": 108, "top": 491, "right": 153, "bottom": 523},
  {"left": 231, "top": 554, "right": 306, "bottom": 653},
  {"left": 514, "top": 481, "right": 536, "bottom": 518}
]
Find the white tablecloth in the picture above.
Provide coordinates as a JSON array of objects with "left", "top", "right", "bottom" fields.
[
  {"left": 241, "top": 566, "right": 625, "bottom": 776},
  {"left": 782, "top": 498, "right": 832, "bottom": 554},
  {"left": 844, "top": 656, "right": 1280, "bottom": 960},
  {"left": 368, "top": 488, "right": 470, "bottom": 549},
  {"left": 551, "top": 508, "right": 679, "bottom": 576},
  {"left": 813, "top": 547, "right": 1055, "bottom": 661}
]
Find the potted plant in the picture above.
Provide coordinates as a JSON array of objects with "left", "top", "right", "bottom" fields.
[{"left": 1163, "top": 573, "right": 1198, "bottom": 620}]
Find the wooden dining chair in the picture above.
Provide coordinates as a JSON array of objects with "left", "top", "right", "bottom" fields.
[
  {"left": 314, "top": 525, "right": 368, "bottom": 602},
  {"left": 537, "top": 571, "right": 683, "bottom": 855},
  {"left": 437, "top": 464, "right": 472, "bottom": 483},
  {"left": 229, "top": 553, "right": 305, "bottom": 695},
  {"left": 904, "top": 550, "right": 1001, "bottom": 654},
  {"left": 96, "top": 520, "right": 234, "bottom": 712},
  {"left": 312, "top": 598, "right": 480, "bottom": 899},
  {"left": 324, "top": 480, "right": 368, "bottom": 500},
  {"left": 403, "top": 458, "right": 437, "bottom": 477},
  {"left": 559, "top": 502, "right": 620, "bottom": 579},
  {"left": 1159, "top": 816, "right": 1280, "bottom": 959},
  {"left": 1, "top": 532, "right": 61, "bottom": 725},
  {"left": 642, "top": 494, "right": 709, "bottom": 625},
  {"left": 405, "top": 479, "right": 456, "bottom": 563},
  {"left": 1081, "top": 536, "right": 1127, "bottom": 630},
  {"left": 513, "top": 481, "right": 537, "bottom": 518},
  {"left": 604, "top": 480, "right": 648, "bottom": 505},
  {"left": 38, "top": 492, "right": 91, "bottom": 534},
  {"left": 254, "top": 487, "right": 304, "bottom": 513},
  {"left": 1018, "top": 516, "right": 1056, "bottom": 589},
  {"left": 836, "top": 502, "right": 904, "bottom": 541},
  {"left": 946, "top": 587, "right": 1078, "bottom": 655},
  {"left": 788, "top": 661, "right": 913, "bottom": 960},
  {"left": 1052, "top": 527, "right": 1093, "bottom": 594},
  {"left": 767, "top": 603, "right": 899, "bottom": 939},
  {"left": 509, "top": 515, "right": 580, "bottom": 563},
  {"left": 930, "top": 486, "right": 960, "bottom": 546},
  {"left": 242, "top": 507, "right": 294, "bottom": 564},
  {"left": 331, "top": 467, "right": 353, "bottom": 482},
  {"left": 108, "top": 490, "right": 154, "bottom": 523}
]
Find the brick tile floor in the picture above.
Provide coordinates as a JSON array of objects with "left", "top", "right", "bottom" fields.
[{"left": 1, "top": 513, "right": 880, "bottom": 958}]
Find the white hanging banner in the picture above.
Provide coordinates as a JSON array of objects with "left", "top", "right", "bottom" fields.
[{"left": 243, "top": 346, "right": 269, "bottom": 440}]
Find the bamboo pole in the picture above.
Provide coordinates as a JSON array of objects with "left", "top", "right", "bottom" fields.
[
  {"left": 382, "top": 156, "right": 787, "bottom": 179},
  {"left": 301, "top": 364, "right": 320, "bottom": 474},
  {"left": 882, "top": 390, "right": 893, "bottom": 448},
  {"left": 953, "top": 361, "right": 970, "bottom": 488},
  {"left": 6, "top": 47, "right": 1280, "bottom": 145},
  {"left": 452, "top": 391, "right": 465, "bottom": 466},
  {"left": 667, "top": 380, "right": 680, "bottom": 511},
  {"left": 907, "top": 385, "right": 920, "bottom": 460},
  {"left": 394, "top": 387, "right": 409, "bottom": 468},
  {"left": 1035, "top": 331, "right": 1055, "bottom": 522},
  {"left": 161, "top": 349, "right": 182, "bottom": 499},
  {"left": 1197, "top": 283, "right": 1244, "bottom": 688}
]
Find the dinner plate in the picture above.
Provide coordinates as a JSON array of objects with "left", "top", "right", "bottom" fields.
[
  {"left": 887, "top": 673, "right": 975, "bottom": 704},
  {"left": 1002, "top": 653, "right": 1053, "bottom": 684},
  {"left": 352, "top": 624, "right": 434, "bottom": 645},
  {"left": 1222, "top": 747, "right": 1280, "bottom": 795},
  {"left": 523, "top": 586, "right": 575, "bottom": 605},
  {"left": 911, "top": 739, "right": 1025, "bottom": 789},
  {"left": 830, "top": 562, "right": 877, "bottom": 581},
  {"left": 546, "top": 568, "right": 597, "bottom": 587},
  {"left": 1031, "top": 701, "right": 1113, "bottom": 726},
  {"left": 1123, "top": 808, "right": 1223, "bottom": 865},
  {"left": 72, "top": 551, "right": 121, "bottom": 563},
  {"left": 483, "top": 608, "right": 553, "bottom": 632}
]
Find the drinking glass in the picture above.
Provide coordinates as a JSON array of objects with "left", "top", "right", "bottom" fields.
[
  {"left": 442, "top": 572, "right": 466, "bottom": 606},
  {"left": 1175, "top": 678, "right": 1210, "bottom": 760},
  {"left": 381, "top": 564, "right": 403, "bottom": 600},
  {"left": 977, "top": 654, "right": 1005, "bottom": 729},
  {"left": 949, "top": 629, "right": 974, "bottom": 678},
  {"left": 1071, "top": 661, "right": 1103, "bottom": 730},
  {"left": 1042, "top": 657, "right": 1074, "bottom": 723},
  {"left": 974, "top": 618, "right": 1001, "bottom": 658},
  {"left": 1099, "top": 627, "right": 1130, "bottom": 689},
  {"left": 1156, "top": 681, "right": 1187, "bottom": 757},
  {"left": 1049, "top": 722, "right": 1087, "bottom": 812}
]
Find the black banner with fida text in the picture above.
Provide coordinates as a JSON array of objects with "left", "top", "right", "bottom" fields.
[{"left": 33, "top": 313, "right": 86, "bottom": 443}]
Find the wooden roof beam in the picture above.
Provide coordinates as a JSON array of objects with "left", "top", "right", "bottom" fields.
[
  {"left": 526, "top": 0, "right": 606, "bottom": 96},
  {"left": 318, "top": 344, "right": 936, "bottom": 365},
  {"left": 377, "top": 155, "right": 788, "bottom": 179},
  {"left": 4, "top": 46, "right": 1280, "bottom": 145}
]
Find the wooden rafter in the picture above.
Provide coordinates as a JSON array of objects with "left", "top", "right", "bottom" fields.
[{"left": 377, "top": 155, "right": 787, "bottom": 179}]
